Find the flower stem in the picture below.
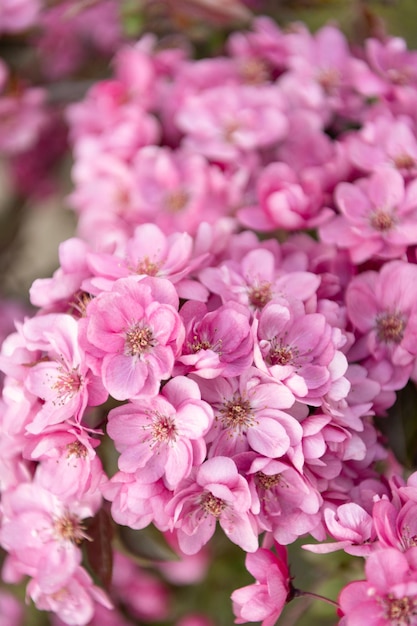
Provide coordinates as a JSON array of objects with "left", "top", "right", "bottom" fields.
[{"left": 292, "top": 588, "right": 339, "bottom": 608}]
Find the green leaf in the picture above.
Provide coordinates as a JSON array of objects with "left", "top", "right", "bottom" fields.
[{"left": 117, "top": 525, "right": 180, "bottom": 563}]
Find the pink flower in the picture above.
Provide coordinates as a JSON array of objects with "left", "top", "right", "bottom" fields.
[
  {"left": 339, "top": 548, "right": 417, "bottom": 626},
  {"left": 238, "top": 161, "right": 333, "bottom": 231},
  {"left": 245, "top": 455, "right": 322, "bottom": 544},
  {"left": 177, "top": 301, "right": 253, "bottom": 379},
  {"left": 196, "top": 367, "right": 300, "bottom": 459},
  {"left": 177, "top": 84, "right": 288, "bottom": 162},
  {"left": 107, "top": 376, "right": 213, "bottom": 488},
  {"left": 199, "top": 245, "right": 320, "bottom": 314},
  {"left": 0, "top": 481, "right": 97, "bottom": 591},
  {"left": 303, "top": 502, "right": 374, "bottom": 556},
  {"left": 27, "top": 566, "right": 112, "bottom": 626},
  {"left": 86, "top": 222, "right": 208, "bottom": 301},
  {"left": 346, "top": 260, "right": 417, "bottom": 369},
  {"left": 231, "top": 544, "right": 290, "bottom": 626},
  {"left": 22, "top": 314, "right": 107, "bottom": 434},
  {"left": 0, "top": 0, "right": 41, "bottom": 33},
  {"left": 345, "top": 114, "right": 417, "bottom": 178},
  {"left": 320, "top": 166, "right": 417, "bottom": 263},
  {"left": 102, "top": 470, "right": 171, "bottom": 531},
  {"left": 30, "top": 238, "right": 92, "bottom": 312},
  {"left": 82, "top": 276, "right": 184, "bottom": 400},
  {"left": 373, "top": 498, "right": 417, "bottom": 552},
  {"left": 169, "top": 456, "right": 258, "bottom": 554},
  {"left": 254, "top": 298, "right": 347, "bottom": 405}
]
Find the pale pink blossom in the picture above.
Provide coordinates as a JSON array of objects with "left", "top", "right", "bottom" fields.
[
  {"left": 107, "top": 376, "right": 213, "bottom": 488},
  {"left": 102, "top": 470, "right": 171, "bottom": 531},
  {"left": 320, "top": 166, "right": 417, "bottom": 263},
  {"left": 169, "top": 456, "right": 258, "bottom": 554},
  {"left": 27, "top": 566, "right": 112, "bottom": 626},
  {"left": 346, "top": 260, "right": 417, "bottom": 369},
  {"left": 345, "top": 114, "right": 417, "bottom": 178},
  {"left": 67, "top": 80, "right": 160, "bottom": 161},
  {"left": 0, "top": 0, "right": 41, "bottom": 33},
  {"left": 86, "top": 222, "right": 208, "bottom": 300},
  {"left": 29, "top": 238, "right": 92, "bottom": 312},
  {"left": 21, "top": 314, "right": 107, "bottom": 434},
  {"left": 0, "top": 481, "right": 98, "bottom": 591},
  {"left": 199, "top": 246, "right": 320, "bottom": 314},
  {"left": 196, "top": 367, "right": 300, "bottom": 459},
  {"left": 245, "top": 455, "right": 323, "bottom": 544},
  {"left": 177, "top": 84, "right": 288, "bottom": 162},
  {"left": 82, "top": 276, "right": 184, "bottom": 400}
]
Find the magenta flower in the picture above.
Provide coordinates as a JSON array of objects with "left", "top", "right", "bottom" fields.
[
  {"left": 231, "top": 543, "right": 290, "bottom": 626},
  {"left": 82, "top": 276, "right": 184, "bottom": 400}
]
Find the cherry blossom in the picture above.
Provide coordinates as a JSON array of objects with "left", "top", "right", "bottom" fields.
[{"left": 81, "top": 276, "right": 184, "bottom": 399}]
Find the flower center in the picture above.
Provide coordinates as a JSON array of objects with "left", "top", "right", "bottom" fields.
[
  {"left": 248, "top": 282, "right": 272, "bottom": 309},
  {"left": 165, "top": 190, "right": 189, "bottom": 213},
  {"left": 200, "top": 492, "right": 226, "bottom": 518},
  {"left": 52, "top": 367, "right": 82, "bottom": 404},
  {"left": 256, "top": 471, "right": 284, "bottom": 490},
  {"left": 393, "top": 153, "right": 415, "bottom": 171},
  {"left": 66, "top": 441, "right": 88, "bottom": 459},
  {"left": 189, "top": 334, "right": 222, "bottom": 354},
  {"left": 376, "top": 312, "right": 406, "bottom": 344},
  {"left": 224, "top": 120, "right": 240, "bottom": 143},
  {"left": 219, "top": 395, "right": 254, "bottom": 431},
  {"left": 240, "top": 58, "right": 269, "bottom": 84},
  {"left": 317, "top": 67, "right": 340, "bottom": 92},
  {"left": 268, "top": 339, "right": 295, "bottom": 366},
  {"left": 135, "top": 256, "right": 160, "bottom": 276},
  {"left": 150, "top": 413, "right": 177, "bottom": 444},
  {"left": 125, "top": 324, "right": 155, "bottom": 357},
  {"left": 383, "top": 594, "right": 417, "bottom": 624},
  {"left": 370, "top": 209, "right": 395, "bottom": 232},
  {"left": 54, "top": 512, "right": 87, "bottom": 545}
]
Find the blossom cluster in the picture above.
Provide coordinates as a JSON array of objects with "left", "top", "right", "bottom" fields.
[{"left": 3, "top": 9, "right": 417, "bottom": 626}]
